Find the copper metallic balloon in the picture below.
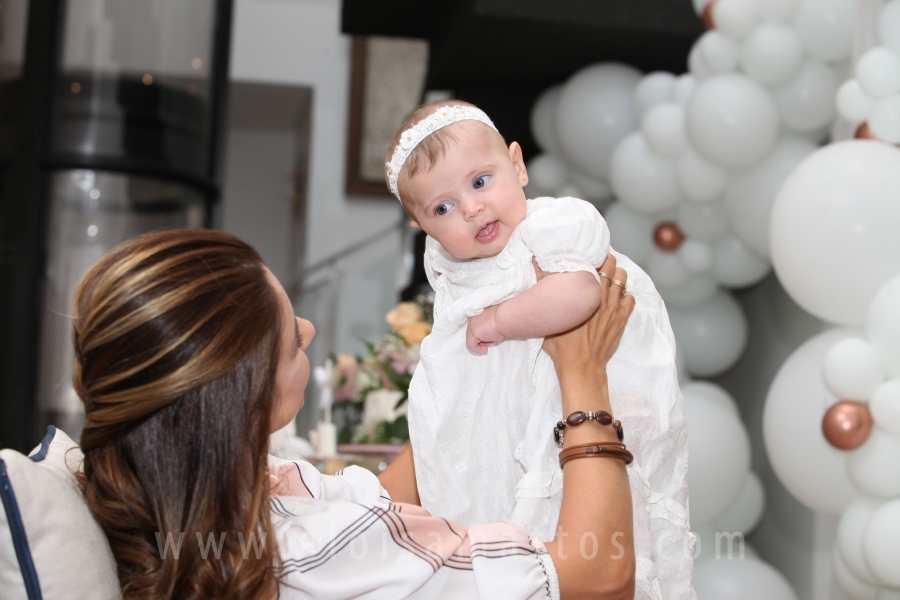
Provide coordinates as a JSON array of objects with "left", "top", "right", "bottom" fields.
[
  {"left": 653, "top": 221, "right": 685, "bottom": 251},
  {"left": 855, "top": 123, "right": 878, "bottom": 141},
  {"left": 702, "top": 0, "right": 717, "bottom": 29},
  {"left": 822, "top": 401, "right": 873, "bottom": 450}
]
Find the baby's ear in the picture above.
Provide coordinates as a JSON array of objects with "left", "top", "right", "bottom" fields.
[
  {"left": 508, "top": 141, "right": 528, "bottom": 186},
  {"left": 410, "top": 220, "right": 422, "bottom": 229}
]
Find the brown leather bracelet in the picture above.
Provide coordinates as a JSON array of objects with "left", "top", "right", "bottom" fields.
[{"left": 559, "top": 442, "right": 634, "bottom": 468}]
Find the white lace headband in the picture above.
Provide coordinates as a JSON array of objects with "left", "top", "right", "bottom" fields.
[{"left": 385, "top": 105, "right": 498, "bottom": 199}]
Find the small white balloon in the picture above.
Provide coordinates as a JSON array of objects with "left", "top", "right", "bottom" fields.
[
  {"left": 699, "top": 31, "right": 741, "bottom": 74},
  {"left": 658, "top": 274, "right": 719, "bottom": 309},
  {"left": 740, "top": 23, "right": 805, "bottom": 86},
  {"left": 686, "top": 74, "right": 780, "bottom": 168},
  {"left": 823, "top": 339, "right": 886, "bottom": 401},
  {"left": 633, "top": 71, "right": 678, "bottom": 119},
  {"left": 856, "top": 47, "right": 900, "bottom": 100},
  {"left": 758, "top": 0, "right": 800, "bottom": 22},
  {"left": 678, "top": 200, "right": 730, "bottom": 242},
  {"left": 569, "top": 170, "right": 611, "bottom": 202},
  {"left": 676, "top": 151, "right": 729, "bottom": 203},
  {"left": 773, "top": 59, "right": 838, "bottom": 132},
  {"left": 870, "top": 380, "right": 900, "bottom": 435},
  {"left": 683, "top": 382, "right": 751, "bottom": 524},
  {"left": 712, "top": 0, "right": 760, "bottom": 40},
  {"left": 838, "top": 497, "right": 884, "bottom": 585},
  {"left": 674, "top": 74, "right": 697, "bottom": 107},
  {"left": 879, "top": 0, "right": 900, "bottom": 55},
  {"left": 693, "top": 558, "right": 798, "bottom": 600},
  {"left": 681, "top": 239, "right": 714, "bottom": 273},
  {"left": 832, "top": 544, "right": 880, "bottom": 600},
  {"left": 646, "top": 246, "right": 694, "bottom": 289},
  {"left": 682, "top": 380, "right": 740, "bottom": 415},
  {"left": 837, "top": 79, "right": 878, "bottom": 124},
  {"left": 530, "top": 85, "right": 564, "bottom": 155},
  {"left": 526, "top": 154, "right": 569, "bottom": 195},
  {"left": 763, "top": 329, "right": 862, "bottom": 514},
  {"left": 862, "top": 499, "right": 900, "bottom": 588},
  {"left": 793, "top": 0, "right": 854, "bottom": 62},
  {"left": 688, "top": 42, "right": 715, "bottom": 81},
  {"left": 724, "top": 136, "right": 816, "bottom": 257},
  {"left": 846, "top": 428, "right": 900, "bottom": 498},
  {"left": 669, "top": 291, "right": 748, "bottom": 377},
  {"left": 714, "top": 471, "right": 766, "bottom": 535},
  {"left": 609, "top": 132, "right": 683, "bottom": 214},
  {"left": 642, "top": 103, "right": 689, "bottom": 158},
  {"left": 867, "top": 275, "right": 900, "bottom": 379},
  {"left": 868, "top": 94, "right": 900, "bottom": 143},
  {"left": 555, "top": 183, "right": 586, "bottom": 201},
  {"left": 605, "top": 202, "right": 655, "bottom": 264},
  {"left": 712, "top": 235, "right": 771, "bottom": 288}
]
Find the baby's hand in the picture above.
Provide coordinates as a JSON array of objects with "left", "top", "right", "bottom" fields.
[{"left": 467, "top": 305, "right": 505, "bottom": 354}]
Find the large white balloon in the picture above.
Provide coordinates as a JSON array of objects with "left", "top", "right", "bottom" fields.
[
  {"left": 641, "top": 103, "right": 688, "bottom": 158},
  {"left": 868, "top": 94, "right": 900, "bottom": 143},
  {"left": 770, "top": 141, "right": 900, "bottom": 325},
  {"left": 712, "top": 0, "right": 760, "bottom": 40},
  {"left": 526, "top": 154, "right": 569, "bottom": 195},
  {"left": 678, "top": 200, "right": 730, "bottom": 242},
  {"left": 740, "top": 23, "right": 804, "bottom": 86},
  {"left": 863, "top": 499, "right": 900, "bottom": 587},
  {"left": 822, "top": 338, "right": 886, "bottom": 401},
  {"left": 833, "top": 545, "right": 880, "bottom": 600},
  {"left": 609, "top": 132, "right": 682, "bottom": 213},
  {"left": 870, "top": 380, "right": 900, "bottom": 435},
  {"left": 646, "top": 247, "right": 693, "bottom": 289},
  {"left": 693, "top": 558, "right": 798, "bottom": 600},
  {"left": 772, "top": 60, "right": 838, "bottom": 132},
  {"left": 837, "top": 79, "right": 877, "bottom": 124},
  {"left": 686, "top": 74, "right": 780, "bottom": 168},
  {"left": 712, "top": 235, "right": 771, "bottom": 288},
  {"left": 669, "top": 291, "right": 748, "bottom": 377},
  {"left": 713, "top": 471, "right": 766, "bottom": 535},
  {"left": 556, "top": 63, "right": 642, "bottom": 180},
  {"left": 605, "top": 202, "right": 655, "bottom": 264},
  {"left": 763, "top": 328, "right": 861, "bottom": 514},
  {"left": 633, "top": 71, "right": 677, "bottom": 119},
  {"left": 681, "top": 239, "right": 714, "bottom": 274},
  {"left": 676, "top": 150, "right": 729, "bottom": 203},
  {"left": 856, "top": 47, "right": 900, "bottom": 100},
  {"left": 758, "top": 0, "right": 800, "bottom": 23},
  {"left": 682, "top": 380, "right": 740, "bottom": 415},
  {"left": 793, "top": 0, "right": 854, "bottom": 62},
  {"left": 698, "top": 31, "right": 741, "bottom": 75},
  {"left": 683, "top": 383, "right": 751, "bottom": 524},
  {"left": 846, "top": 429, "right": 900, "bottom": 498},
  {"left": 530, "top": 85, "right": 563, "bottom": 155},
  {"left": 880, "top": 0, "right": 900, "bottom": 55},
  {"left": 838, "top": 497, "right": 884, "bottom": 585},
  {"left": 569, "top": 170, "right": 611, "bottom": 203},
  {"left": 674, "top": 74, "right": 697, "bottom": 106},
  {"left": 658, "top": 274, "right": 719, "bottom": 309},
  {"left": 867, "top": 275, "right": 900, "bottom": 379},
  {"left": 724, "top": 136, "right": 816, "bottom": 257}
]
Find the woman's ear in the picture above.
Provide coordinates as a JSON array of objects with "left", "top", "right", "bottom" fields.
[{"left": 508, "top": 141, "right": 528, "bottom": 187}]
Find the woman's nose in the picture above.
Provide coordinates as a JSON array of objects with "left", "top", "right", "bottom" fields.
[{"left": 296, "top": 317, "right": 315, "bottom": 349}]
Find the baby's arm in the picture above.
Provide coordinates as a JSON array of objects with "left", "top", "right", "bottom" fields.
[{"left": 466, "top": 267, "right": 603, "bottom": 353}]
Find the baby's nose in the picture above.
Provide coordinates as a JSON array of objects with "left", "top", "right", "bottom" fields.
[{"left": 463, "top": 198, "right": 484, "bottom": 218}]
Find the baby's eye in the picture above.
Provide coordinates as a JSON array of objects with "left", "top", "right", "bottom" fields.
[
  {"left": 435, "top": 202, "right": 452, "bottom": 216},
  {"left": 473, "top": 175, "right": 491, "bottom": 189}
]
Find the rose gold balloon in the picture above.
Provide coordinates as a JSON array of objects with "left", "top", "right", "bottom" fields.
[
  {"left": 822, "top": 401, "right": 873, "bottom": 450},
  {"left": 654, "top": 221, "right": 685, "bottom": 252},
  {"left": 702, "top": 0, "right": 717, "bottom": 29},
  {"left": 855, "top": 123, "right": 878, "bottom": 140}
]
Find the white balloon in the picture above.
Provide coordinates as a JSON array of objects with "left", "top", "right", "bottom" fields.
[
  {"left": 870, "top": 380, "right": 900, "bottom": 435},
  {"left": 609, "top": 132, "right": 682, "bottom": 213},
  {"left": 868, "top": 94, "right": 900, "bottom": 143},
  {"left": 693, "top": 558, "right": 798, "bottom": 600},
  {"left": 838, "top": 79, "right": 878, "bottom": 124},
  {"left": 714, "top": 471, "right": 766, "bottom": 535},
  {"left": 526, "top": 154, "right": 569, "bottom": 195},
  {"left": 763, "top": 329, "right": 862, "bottom": 514},
  {"left": 823, "top": 339, "right": 886, "bottom": 401},
  {"left": 863, "top": 499, "right": 900, "bottom": 587},
  {"left": 846, "top": 429, "right": 900, "bottom": 498},
  {"left": 688, "top": 42, "right": 715, "bottom": 81},
  {"left": 683, "top": 383, "right": 751, "bottom": 524},
  {"left": 740, "top": 23, "right": 804, "bottom": 86},
  {"left": 686, "top": 74, "right": 780, "bottom": 168},
  {"left": 530, "top": 85, "right": 564, "bottom": 155},
  {"left": 669, "top": 291, "right": 748, "bottom": 377},
  {"left": 674, "top": 74, "right": 697, "bottom": 107},
  {"left": 867, "top": 275, "right": 900, "bottom": 378},
  {"left": 773, "top": 60, "right": 839, "bottom": 132},
  {"left": 833, "top": 545, "right": 880, "bottom": 600},
  {"left": 758, "top": 0, "right": 800, "bottom": 22},
  {"left": 838, "top": 497, "right": 884, "bottom": 585},
  {"left": 712, "top": 235, "right": 771, "bottom": 288},
  {"left": 605, "top": 202, "right": 655, "bottom": 264},
  {"left": 724, "top": 136, "right": 816, "bottom": 257},
  {"left": 678, "top": 200, "right": 730, "bottom": 242},
  {"left": 793, "top": 0, "right": 854, "bottom": 62},
  {"left": 699, "top": 31, "right": 740, "bottom": 74},
  {"left": 676, "top": 151, "right": 729, "bottom": 203},
  {"left": 879, "top": 0, "right": 900, "bottom": 55},
  {"left": 770, "top": 141, "right": 900, "bottom": 325},
  {"left": 569, "top": 170, "right": 611, "bottom": 202},
  {"left": 681, "top": 239, "right": 714, "bottom": 273},
  {"left": 682, "top": 380, "right": 740, "bottom": 415},
  {"left": 658, "top": 274, "right": 719, "bottom": 309},
  {"left": 646, "top": 246, "right": 694, "bottom": 289},
  {"left": 856, "top": 47, "right": 900, "bottom": 100},
  {"left": 712, "top": 0, "right": 760, "bottom": 40},
  {"left": 642, "top": 103, "right": 688, "bottom": 158},
  {"left": 556, "top": 63, "right": 642, "bottom": 180},
  {"left": 676, "top": 343, "right": 690, "bottom": 384},
  {"left": 555, "top": 183, "right": 586, "bottom": 201},
  {"left": 633, "top": 71, "right": 677, "bottom": 119}
]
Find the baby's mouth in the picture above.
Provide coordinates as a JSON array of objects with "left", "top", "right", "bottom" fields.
[{"left": 475, "top": 221, "right": 499, "bottom": 243}]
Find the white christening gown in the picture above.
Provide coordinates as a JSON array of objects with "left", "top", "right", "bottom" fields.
[{"left": 408, "top": 197, "right": 695, "bottom": 600}]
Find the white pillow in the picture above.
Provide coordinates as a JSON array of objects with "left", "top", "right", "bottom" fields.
[{"left": 0, "top": 427, "right": 121, "bottom": 600}]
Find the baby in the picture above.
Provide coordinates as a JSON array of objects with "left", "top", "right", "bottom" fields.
[{"left": 387, "top": 101, "right": 694, "bottom": 600}]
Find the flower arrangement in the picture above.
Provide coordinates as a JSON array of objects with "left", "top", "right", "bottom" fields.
[{"left": 328, "top": 294, "right": 433, "bottom": 443}]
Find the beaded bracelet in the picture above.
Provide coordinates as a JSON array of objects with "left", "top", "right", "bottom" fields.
[
  {"left": 554, "top": 410, "right": 624, "bottom": 448},
  {"left": 559, "top": 442, "right": 634, "bottom": 468}
]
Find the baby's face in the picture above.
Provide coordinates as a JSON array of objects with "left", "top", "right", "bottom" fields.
[{"left": 403, "top": 121, "right": 529, "bottom": 259}]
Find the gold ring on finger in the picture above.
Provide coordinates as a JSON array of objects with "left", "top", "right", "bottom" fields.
[{"left": 611, "top": 279, "right": 627, "bottom": 290}]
